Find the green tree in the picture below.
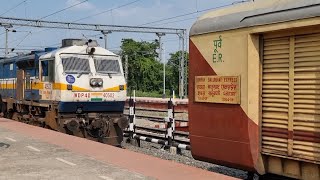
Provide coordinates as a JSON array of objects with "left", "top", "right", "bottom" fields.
[
  {"left": 120, "top": 38, "right": 189, "bottom": 97},
  {"left": 166, "top": 51, "right": 189, "bottom": 95},
  {"left": 120, "top": 39, "right": 163, "bottom": 93}
]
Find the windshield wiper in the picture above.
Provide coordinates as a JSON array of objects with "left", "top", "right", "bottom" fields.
[
  {"left": 97, "top": 71, "right": 118, "bottom": 74},
  {"left": 77, "top": 72, "right": 87, "bottom": 78},
  {"left": 98, "top": 72, "right": 118, "bottom": 78}
]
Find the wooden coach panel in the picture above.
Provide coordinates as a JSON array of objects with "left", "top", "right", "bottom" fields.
[{"left": 195, "top": 75, "right": 240, "bottom": 104}]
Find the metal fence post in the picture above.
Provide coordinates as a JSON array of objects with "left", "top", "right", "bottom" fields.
[
  {"left": 126, "top": 89, "right": 139, "bottom": 146},
  {"left": 133, "top": 90, "right": 136, "bottom": 130},
  {"left": 166, "top": 91, "right": 174, "bottom": 147},
  {"left": 128, "top": 95, "right": 134, "bottom": 139}
]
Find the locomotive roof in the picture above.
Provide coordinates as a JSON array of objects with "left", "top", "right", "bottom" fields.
[
  {"left": 0, "top": 45, "right": 117, "bottom": 64},
  {"left": 190, "top": 0, "right": 320, "bottom": 36},
  {"left": 0, "top": 50, "right": 48, "bottom": 64},
  {"left": 40, "top": 45, "right": 117, "bottom": 59}
]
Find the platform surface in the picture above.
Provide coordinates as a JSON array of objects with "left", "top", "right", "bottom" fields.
[{"left": 0, "top": 118, "right": 237, "bottom": 180}]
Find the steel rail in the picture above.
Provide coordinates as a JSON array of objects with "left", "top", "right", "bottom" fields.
[
  {"left": 123, "top": 113, "right": 189, "bottom": 122},
  {"left": 134, "top": 125, "right": 189, "bottom": 138},
  {"left": 124, "top": 106, "right": 186, "bottom": 113}
]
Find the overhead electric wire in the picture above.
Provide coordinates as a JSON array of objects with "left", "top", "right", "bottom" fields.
[
  {"left": 18, "top": 45, "right": 48, "bottom": 48},
  {"left": 2, "top": 0, "right": 236, "bottom": 53},
  {"left": 8, "top": 31, "right": 31, "bottom": 44},
  {"left": 0, "top": 47, "right": 35, "bottom": 51},
  {"left": 1, "top": 0, "right": 90, "bottom": 47},
  {"left": 39, "top": 0, "right": 89, "bottom": 20},
  {"left": 0, "top": 0, "right": 28, "bottom": 16},
  {"left": 138, "top": 2, "right": 239, "bottom": 26},
  {"left": 72, "top": 0, "right": 143, "bottom": 22},
  {"left": 153, "top": 17, "right": 197, "bottom": 27},
  {"left": 0, "top": 0, "right": 89, "bottom": 36},
  {"left": 15, "top": 31, "right": 32, "bottom": 47},
  {"left": 5, "top": 0, "right": 143, "bottom": 49}
]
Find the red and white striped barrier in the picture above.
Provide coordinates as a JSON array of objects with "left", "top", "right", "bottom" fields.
[
  {"left": 154, "top": 122, "right": 188, "bottom": 129},
  {"left": 125, "top": 91, "right": 190, "bottom": 150},
  {"left": 125, "top": 96, "right": 188, "bottom": 112}
]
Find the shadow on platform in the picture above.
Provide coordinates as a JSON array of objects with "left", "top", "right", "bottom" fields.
[{"left": 0, "top": 142, "right": 10, "bottom": 149}]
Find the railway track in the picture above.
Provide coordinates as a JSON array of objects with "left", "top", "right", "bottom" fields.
[
  {"left": 133, "top": 131, "right": 189, "bottom": 145},
  {"left": 135, "top": 126, "right": 189, "bottom": 138},
  {"left": 123, "top": 106, "right": 296, "bottom": 180},
  {"left": 123, "top": 113, "right": 188, "bottom": 123},
  {"left": 124, "top": 101, "right": 190, "bottom": 151},
  {"left": 124, "top": 106, "right": 186, "bottom": 113}
]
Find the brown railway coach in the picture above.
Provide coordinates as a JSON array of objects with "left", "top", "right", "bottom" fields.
[{"left": 189, "top": 0, "right": 320, "bottom": 179}]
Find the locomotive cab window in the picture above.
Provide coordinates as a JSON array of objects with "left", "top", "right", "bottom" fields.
[
  {"left": 61, "top": 56, "right": 90, "bottom": 74},
  {"left": 40, "top": 59, "right": 54, "bottom": 82},
  {"left": 94, "top": 57, "right": 121, "bottom": 74}
]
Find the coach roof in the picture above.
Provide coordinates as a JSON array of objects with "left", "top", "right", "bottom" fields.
[{"left": 190, "top": 0, "right": 320, "bottom": 36}]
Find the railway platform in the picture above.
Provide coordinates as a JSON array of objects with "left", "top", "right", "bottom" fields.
[{"left": 0, "top": 118, "right": 237, "bottom": 180}]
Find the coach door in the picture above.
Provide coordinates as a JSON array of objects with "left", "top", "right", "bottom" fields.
[
  {"left": 262, "top": 30, "right": 320, "bottom": 162},
  {"left": 16, "top": 69, "right": 24, "bottom": 100}
]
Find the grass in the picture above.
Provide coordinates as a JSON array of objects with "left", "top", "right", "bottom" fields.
[{"left": 127, "top": 90, "right": 176, "bottom": 98}]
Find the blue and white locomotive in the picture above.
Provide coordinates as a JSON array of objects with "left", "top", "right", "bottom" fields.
[{"left": 0, "top": 39, "right": 128, "bottom": 146}]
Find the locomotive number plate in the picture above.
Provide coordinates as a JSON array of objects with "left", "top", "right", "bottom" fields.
[
  {"left": 103, "top": 92, "right": 115, "bottom": 99},
  {"left": 73, "top": 92, "right": 115, "bottom": 101},
  {"left": 74, "top": 92, "right": 91, "bottom": 98}
]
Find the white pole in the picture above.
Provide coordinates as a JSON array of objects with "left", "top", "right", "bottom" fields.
[
  {"left": 157, "top": 33, "right": 166, "bottom": 99},
  {"left": 133, "top": 90, "right": 136, "bottom": 102}
]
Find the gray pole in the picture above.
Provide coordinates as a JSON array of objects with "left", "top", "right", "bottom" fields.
[
  {"left": 125, "top": 55, "right": 129, "bottom": 83},
  {"left": 157, "top": 33, "right": 166, "bottom": 98},
  {"left": 101, "top": 31, "right": 112, "bottom": 49},
  {"left": 178, "top": 34, "right": 182, "bottom": 99},
  {"left": 5, "top": 28, "right": 8, "bottom": 58},
  {"left": 163, "top": 46, "right": 166, "bottom": 98},
  {"left": 104, "top": 33, "right": 108, "bottom": 49},
  {"left": 179, "top": 31, "right": 186, "bottom": 99},
  {"left": 182, "top": 31, "right": 186, "bottom": 98}
]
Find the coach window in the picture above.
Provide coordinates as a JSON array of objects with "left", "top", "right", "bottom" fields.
[{"left": 41, "top": 59, "right": 54, "bottom": 82}]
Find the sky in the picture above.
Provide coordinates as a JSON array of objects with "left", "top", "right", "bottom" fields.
[{"left": 0, "top": 0, "right": 241, "bottom": 60}]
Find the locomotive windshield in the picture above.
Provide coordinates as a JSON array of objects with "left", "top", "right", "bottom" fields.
[
  {"left": 94, "top": 57, "right": 121, "bottom": 74},
  {"left": 61, "top": 57, "right": 90, "bottom": 74}
]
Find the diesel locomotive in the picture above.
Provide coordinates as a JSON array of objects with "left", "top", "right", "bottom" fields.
[{"left": 0, "top": 39, "right": 128, "bottom": 146}]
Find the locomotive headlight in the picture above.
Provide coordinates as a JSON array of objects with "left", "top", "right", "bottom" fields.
[
  {"left": 90, "top": 78, "right": 103, "bottom": 87},
  {"left": 90, "top": 79, "right": 96, "bottom": 86},
  {"left": 96, "top": 78, "right": 103, "bottom": 86}
]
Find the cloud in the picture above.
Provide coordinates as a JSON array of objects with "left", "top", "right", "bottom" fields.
[{"left": 66, "top": 0, "right": 95, "bottom": 11}]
